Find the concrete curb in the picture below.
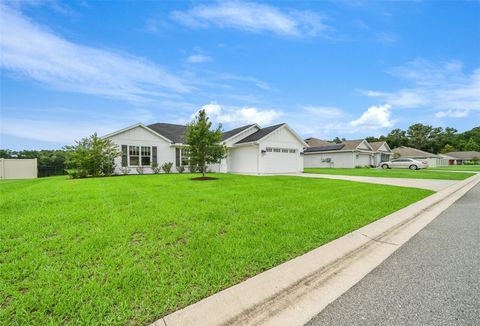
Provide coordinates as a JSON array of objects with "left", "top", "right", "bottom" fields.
[{"left": 153, "top": 173, "right": 480, "bottom": 326}]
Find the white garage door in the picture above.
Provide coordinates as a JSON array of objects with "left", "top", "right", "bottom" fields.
[{"left": 262, "top": 148, "right": 301, "bottom": 173}]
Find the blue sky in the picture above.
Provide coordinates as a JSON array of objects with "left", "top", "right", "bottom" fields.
[{"left": 1, "top": 0, "right": 479, "bottom": 150}]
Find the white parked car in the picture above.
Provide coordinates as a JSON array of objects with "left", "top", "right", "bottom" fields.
[{"left": 379, "top": 158, "right": 429, "bottom": 170}]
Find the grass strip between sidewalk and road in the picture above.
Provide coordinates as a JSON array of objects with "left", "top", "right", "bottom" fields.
[
  {"left": 429, "top": 165, "right": 480, "bottom": 171},
  {"left": 304, "top": 168, "right": 474, "bottom": 180}
]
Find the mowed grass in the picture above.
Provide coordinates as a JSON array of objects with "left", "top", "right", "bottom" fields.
[
  {"left": 430, "top": 165, "right": 480, "bottom": 171},
  {"left": 304, "top": 168, "right": 474, "bottom": 180},
  {"left": 1, "top": 174, "right": 432, "bottom": 325}
]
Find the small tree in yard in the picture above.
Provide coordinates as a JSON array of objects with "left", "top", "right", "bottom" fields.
[
  {"left": 185, "top": 109, "right": 226, "bottom": 177},
  {"left": 65, "top": 133, "right": 120, "bottom": 178}
]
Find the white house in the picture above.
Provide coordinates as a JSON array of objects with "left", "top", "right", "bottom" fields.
[
  {"left": 303, "top": 138, "right": 392, "bottom": 168},
  {"left": 102, "top": 122, "right": 307, "bottom": 175}
]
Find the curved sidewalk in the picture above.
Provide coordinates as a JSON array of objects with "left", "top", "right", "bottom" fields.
[{"left": 279, "top": 173, "right": 458, "bottom": 191}]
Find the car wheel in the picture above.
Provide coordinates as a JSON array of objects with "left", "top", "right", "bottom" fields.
[
  {"left": 381, "top": 164, "right": 389, "bottom": 169},
  {"left": 409, "top": 165, "right": 418, "bottom": 170}
]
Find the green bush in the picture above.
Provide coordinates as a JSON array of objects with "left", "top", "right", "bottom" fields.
[
  {"left": 162, "top": 162, "right": 173, "bottom": 174},
  {"left": 136, "top": 167, "right": 145, "bottom": 175},
  {"left": 177, "top": 165, "right": 185, "bottom": 173},
  {"left": 64, "top": 133, "right": 120, "bottom": 178},
  {"left": 152, "top": 163, "right": 162, "bottom": 174}
]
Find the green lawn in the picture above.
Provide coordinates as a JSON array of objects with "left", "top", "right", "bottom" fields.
[
  {"left": 430, "top": 165, "right": 480, "bottom": 171},
  {"left": 304, "top": 168, "right": 474, "bottom": 180},
  {"left": 1, "top": 174, "right": 433, "bottom": 325}
]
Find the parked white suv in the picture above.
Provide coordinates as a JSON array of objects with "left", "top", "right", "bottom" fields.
[{"left": 379, "top": 158, "right": 428, "bottom": 170}]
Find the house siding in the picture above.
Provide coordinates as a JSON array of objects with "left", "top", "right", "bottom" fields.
[
  {"left": 304, "top": 151, "right": 355, "bottom": 168},
  {"left": 106, "top": 126, "right": 174, "bottom": 174},
  {"left": 258, "top": 127, "right": 304, "bottom": 173}
]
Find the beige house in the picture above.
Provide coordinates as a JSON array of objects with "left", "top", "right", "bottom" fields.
[
  {"left": 304, "top": 138, "right": 392, "bottom": 168},
  {"left": 392, "top": 146, "right": 448, "bottom": 167},
  {"left": 443, "top": 151, "right": 480, "bottom": 165}
]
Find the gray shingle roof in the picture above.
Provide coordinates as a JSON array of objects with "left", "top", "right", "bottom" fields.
[
  {"left": 304, "top": 137, "right": 332, "bottom": 147},
  {"left": 369, "top": 141, "right": 385, "bottom": 151},
  {"left": 305, "top": 144, "right": 345, "bottom": 153},
  {"left": 147, "top": 123, "right": 255, "bottom": 144},
  {"left": 221, "top": 124, "right": 255, "bottom": 141},
  {"left": 445, "top": 151, "right": 480, "bottom": 160},
  {"left": 235, "top": 123, "right": 285, "bottom": 144},
  {"left": 147, "top": 123, "right": 187, "bottom": 143},
  {"left": 392, "top": 146, "right": 438, "bottom": 158}
]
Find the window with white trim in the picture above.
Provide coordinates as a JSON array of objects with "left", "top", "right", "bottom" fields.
[
  {"left": 273, "top": 148, "right": 281, "bottom": 152},
  {"left": 289, "top": 149, "right": 296, "bottom": 153},
  {"left": 128, "top": 145, "right": 152, "bottom": 166},
  {"left": 266, "top": 148, "right": 273, "bottom": 152},
  {"left": 129, "top": 146, "right": 140, "bottom": 166},
  {"left": 281, "top": 149, "right": 289, "bottom": 153},
  {"left": 141, "top": 146, "right": 151, "bottom": 166},
  {"left": 181, "top": 148, "right": 190, "bottom": 166}
]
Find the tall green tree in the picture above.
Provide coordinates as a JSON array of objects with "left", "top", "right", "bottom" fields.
[
  {"left": 440, "top": 144, "right": 456, "bottom": 154},
  {"left": 185, "top": 109, "right": 226, "bottom": 177},
  {"left": 464, "top": 138, "right": 480, "bottom": 151},
  {"left": 386, "top": 128, "right": 408, "bottom": 148},
  {"left": 406, "top": 123, "right": 433, "bottom": 151}
]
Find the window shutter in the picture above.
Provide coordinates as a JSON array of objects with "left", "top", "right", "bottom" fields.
[
  {"left": 121, "top": 145, "right": 128, "bottom": 166},
  {"left": 175, "top": 148, "right": 180, "bottom": 166},
  {"left": 152, "top": 146, "right": 157, "bottom": 165}
]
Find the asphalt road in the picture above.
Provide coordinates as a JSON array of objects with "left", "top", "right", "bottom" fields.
[{"left": 306, "top": 184, "right": 480, "bottom": 326}]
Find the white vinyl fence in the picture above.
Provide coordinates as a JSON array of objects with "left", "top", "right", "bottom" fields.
[{"left": 0, "top": 158, "right": 38, "bottom": 180}]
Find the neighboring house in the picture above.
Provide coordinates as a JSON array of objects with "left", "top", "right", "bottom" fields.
[
  {"left": 392, "top": 146, "right": 448, "bottom": 167},
  {"left": 443, "top": 151, "right": 480, "bottom": 165},
  {"left": 369, "top": 141, "right": 394, "bottom": 165},
  {"left": 0, "top": 158, "right": 37, "bottom": 180},
  {"left": 304, "top": 138, "right": 378, "bottom": 168},
  {"left": 102, "top": 122, "right": 306, "bottom": 175}
]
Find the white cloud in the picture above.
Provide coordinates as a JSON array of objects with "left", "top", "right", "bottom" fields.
[
  {"left": 171, "top": 1, "right": 329, "bottom": 37},
  {"left": 186, "top": 54, "right": 212, "bottom": 64},
  {"left": 350, "top": 104, "right": 395, "bottom": 129},
  {"left": 362, "top": 59, "right": 480, "bottom": 116},
  {"left": 303, "top": 106, "right": 343, "bottom": 117},
  {"left": 435, "top": 109, "right": 470, "bottom": 118},
  {"left": 362, "top": 89, "right": 428, "bottom": 108},
  {"left": 0, "top": 4, "right": 189, "bottom": 101},
  {"left": 195, "top": 103, "right": 281, "bottom": 126}
]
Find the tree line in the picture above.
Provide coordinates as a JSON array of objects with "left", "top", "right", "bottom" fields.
[{"left": 361, "top": 124, "right": 479, "bottom": 154}]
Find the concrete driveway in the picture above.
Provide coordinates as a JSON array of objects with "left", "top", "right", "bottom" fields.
[{"left": 276, "top": 173, "right": 460, "bottom": 191}]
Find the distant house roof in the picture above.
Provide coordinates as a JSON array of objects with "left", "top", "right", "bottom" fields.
[
  {"left": 392, "top": 146, "right": 439, "bottom": 158},
  {"left": 340, "top": 139, "right": 365, "bottom": 150},
  {"left": 235, "top": 123, "right": 285, "bottom": 144},
  {"left": 304, "top": 139, "right": 373, "bottom": 153},
  {"left": 147, "top": 123, "right": 255, "bottom": 144},
  {"left": 304, "top": 137, "right": 332, "bottom": 147},
  {"left": 304, "top": 144, "right": 345, "bottom": 153},
  {"left": 445, "top": 151, "right": 480, "bottom": 160},
  {"left": 369, "top": 141, "right": 391, "bottom": 152}
]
